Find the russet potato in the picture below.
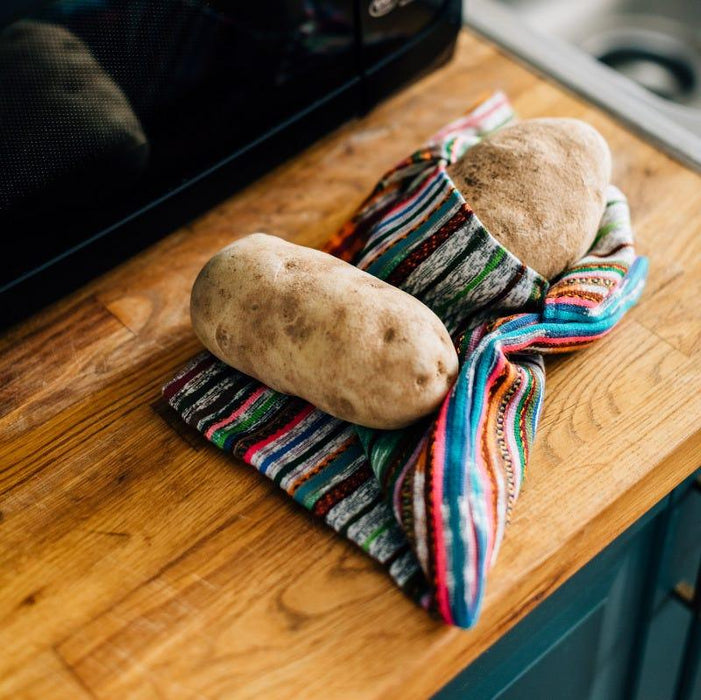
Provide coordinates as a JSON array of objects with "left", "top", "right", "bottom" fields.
[
  {"left": 447, "top": 118, "right": 611, "bottom": 280},
  {"left": 190, "top": 233, "right": 459, "bottom": 429}
]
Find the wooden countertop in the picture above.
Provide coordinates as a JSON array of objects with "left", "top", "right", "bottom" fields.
[{"left": 1, "top": 30, "right": 700, "bottom": 699}]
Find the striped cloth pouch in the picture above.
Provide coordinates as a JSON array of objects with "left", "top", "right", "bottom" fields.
[{"left": 163, "top": 92, "right": 648, "bottom": 628}]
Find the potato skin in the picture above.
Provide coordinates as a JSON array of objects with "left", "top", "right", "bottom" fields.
[
  {"left": 447, "top": 118, "right": 611, "bottom": 280},
  {"left": 190, "top": 233, "right": 459, "bottom": 429}
]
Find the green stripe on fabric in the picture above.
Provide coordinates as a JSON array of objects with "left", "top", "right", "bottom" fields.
[
  {"left": 482, "top": 113, "right": 514, "bottom": 136},
  {"left": 567, "top": 264, "right": 626, "bottom": 275},
  {"left": 361, "top": 519, "right": 395, "bottom": 552},
  {"left": 273, "top": 423, "right": 347, "bottom": 486},
  {"left": 295, "top": 446, "right": 361, "bottom": 509},
  {"left": 211, "top": 393, "right": 278, "bottom": 448},
  {"left": 366, "top": 176, "right": 449, "bottom": 259},
  {"left": 369, "top": 431, "right": 406, "bottom": 483},
  {"left": 529, "top": 279, "right": 548, "bottom": 304},
  {"left": 416, "top": 220, "right": 488, "bottom": 298},
  {"left": 436, "top": 247, "right": 506, "bottom": 314},
  {"left": 443, "top": 136, "right": 457, "bottom": 160},
  {"left": 592, "top": 221, "right": 619, "bottom": 246},
  {"left": 513, "top": 370, "right": 533, "bottom": 469}
]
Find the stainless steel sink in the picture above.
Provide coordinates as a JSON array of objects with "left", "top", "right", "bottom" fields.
[{"left": 466, "top": 0, "right": 701, "bottom": 169}]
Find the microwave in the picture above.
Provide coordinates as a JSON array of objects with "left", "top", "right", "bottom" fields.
[{"left": 0, "top": 0, "right": 461, "bottom": 328}]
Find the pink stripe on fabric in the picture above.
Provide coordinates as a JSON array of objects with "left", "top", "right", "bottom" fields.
[
  {"left": 378, "top": 168, "right": 440, "bottom": 227},
  {"left": 542, "top": 333, "right": 606, "bottom": 346},
  {"left": 434, "top": 93, "right": 508, "bottom": 140},
  {"left": 504, "top": 367, "right": 528, "bottom": 496},
  {"left": 359, "top": 171, "right": 442, "bottom": 266},
  {"left": 243, "top": 404, "right": 315, "bottom": 463},
  {"left": 485, "top": 352, "right": 507, "bottom": 386},
  {"left": 204, "top": 386, "right": 267, "bottom": 439},
  {"left": 546, "top": 296, "right": 599, "bottom": 308},
  {"left": 431, "top": 397, "right": 453, "bottom": 625},
  {"left": 477, "top": 356, "right": 508, "bottom": 569}
]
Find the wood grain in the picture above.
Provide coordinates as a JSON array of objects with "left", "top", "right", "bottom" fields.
[{"left": 1, "top": 30, "right": 700, "bottom": 699}]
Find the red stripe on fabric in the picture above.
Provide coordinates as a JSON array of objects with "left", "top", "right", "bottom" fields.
[
  {"left": 431, "top": 396, "right": 453, "bottom": 624},
  {"left": 163, "top": 353, "right": 217, "bottom": 401},
  {"left": 243, "top": 404, "right": 315, "bottom": 463},
  {"left": 433, "top": 94, "right": 508, "bottom": 140},
  {"left": 324, "top": 186, "right": 403, "bottom": 261},
  {"left": 313, "top": 461, "right": 374, "bottom": 518},
  {"left": 204, "top": 386, "right": 267, "bottom": 439},
  {"left": 287, "top": 435, "right": 356, "bottom": 496},
  {"left": 386, "top": 204, "right": 473, "bottom": 286},
  {"left": 586, "top": 242, "right": 633, "bottom": 258}
]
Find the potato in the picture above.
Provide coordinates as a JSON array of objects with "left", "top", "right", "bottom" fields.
[
  {"left": 190, "top": 234, "right": 459, "bottom": 429},
  {"left": 447, "top": 118, "right": 611, "bottom": 280}
]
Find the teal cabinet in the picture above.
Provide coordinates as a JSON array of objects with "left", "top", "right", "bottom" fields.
[
  {"left": 637, "top": 479, "right": 701, "bottom": 700},
  {"left": 436, "top": 472, "right": 701, "bottom": 700}
]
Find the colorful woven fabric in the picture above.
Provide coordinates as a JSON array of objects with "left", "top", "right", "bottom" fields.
[{"left": 163, "top": 92, "right": 647, "bottom": 628}]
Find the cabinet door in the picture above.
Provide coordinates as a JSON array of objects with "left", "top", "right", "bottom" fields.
[
  {"left": 436, "top": 505, "right": 663, "bottom": 700},
  {"left": 636, "top": 474, "right": 701, "bottom": 700},
  {"left": 635, "top": 600, "right": 696, "bottom": 700}
]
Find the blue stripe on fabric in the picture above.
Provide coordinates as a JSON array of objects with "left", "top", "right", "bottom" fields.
[
  {"left": 530, "top": 368, "right": 545, "bottom": 438},
  {"left": 543, "top": 257, "right": 648, "bottom": 323},
  {"left": 364, "top": 172, "right": 446, "bottom": 257},
  {"left": 372, "top": 169, "right": 444, "bottom": 234},
  {"left": 293, "top": 443, "right": 362, "bottom": 509},
  {"left": 367, "top": 188, "right": 463, "bottom": 280},
  {"left": 466, "top": 337, "right": 502, "bottom": 623},
  {"left": 444, "top": 356, "right": 472, "bottom": 626},
  {"left": 258, "top": 412, "right": 333, "bottom": 476}
]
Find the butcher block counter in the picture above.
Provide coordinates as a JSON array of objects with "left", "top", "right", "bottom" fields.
[{"left": 1, "top": 30, "right": 700, "bottom": 699}]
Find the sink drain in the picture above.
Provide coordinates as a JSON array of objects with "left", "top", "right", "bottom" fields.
[
  {"left": 581, "top": 24, "right": 701, "bottom": 107},
  {"left": 598, "top": 46, "right": 695, "bottom": 102}
]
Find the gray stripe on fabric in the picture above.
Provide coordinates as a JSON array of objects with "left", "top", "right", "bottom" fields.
[
  {"left": 389, "top": 548, "right": 424, "bottom": 587},
  {"left": 181, "top": 374, "right": 241, "bottom": 421},
  {"left": 276, "top": 425, "right": 357, "bottom": 486},
  {"left": 401, "top": 215, "right": 490, "bottom": 298},
  {"left": 346, "top": 501, "right": 396, "bottom": 547},
  {"left": 325, "top": 479, "right": 383, "bottom": 531},
  {"left": 368, "top": 521, "right": 410, "bottom": 563}
]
